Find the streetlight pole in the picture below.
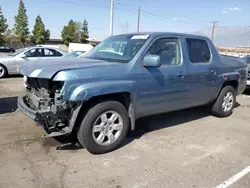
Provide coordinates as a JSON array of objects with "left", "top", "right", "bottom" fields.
[
  {"left": 137, "top": 6, "right": 141, "bottom": 32},
  {"left": 211, "top": 21, "right": 218, "bottom": 42},
  {"left": 110, "top": 0, "right": 114, "bottom": 36}
]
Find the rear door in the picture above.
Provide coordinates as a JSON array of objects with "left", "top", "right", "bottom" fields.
[{"left": 185, "top": 38, "right": 217, "bottom": 105}]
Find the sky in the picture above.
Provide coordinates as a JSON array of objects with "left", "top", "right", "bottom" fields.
[{"left": 1, "top": 0, "right": 250, "bottom": 40}]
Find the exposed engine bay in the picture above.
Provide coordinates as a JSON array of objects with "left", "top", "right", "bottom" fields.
[{"left": 23, "top": 77, "right": 79, "bottom": 135}]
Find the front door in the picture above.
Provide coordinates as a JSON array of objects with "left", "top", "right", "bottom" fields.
[
  {"left": 24, "top": 48, "right": 43, "bottom": 61},
  {"left": 10, "top": 48, "right": 43, "bottom": 73},
  {"left": 136, "top": 37, "right": 189, "bottom": 117}
]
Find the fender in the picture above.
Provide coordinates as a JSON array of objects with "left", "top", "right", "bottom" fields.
[
  {"left": 67, "top": 80, "right": 137, "bottom": 130},
  {"left": 214, "top": 71, "right": 240, "bottom": 96},
  {"left": 67, "top": 80, "right": 137, "bottom": 101}
]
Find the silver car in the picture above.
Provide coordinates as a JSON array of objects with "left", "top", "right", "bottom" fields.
[{"left": 0, "top": 46, "right": 66, "bottom": 78}]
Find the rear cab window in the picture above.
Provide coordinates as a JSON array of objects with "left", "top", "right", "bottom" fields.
[{"left": 186, "top": 38, "right": 211, "bottom": 63}]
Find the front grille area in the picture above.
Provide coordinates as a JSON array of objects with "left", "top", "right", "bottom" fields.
[
  {"left": 27, "top": 78, "right": 41, "bottom": 90},
  {"left": 248, "top": 71, "right": 250, "bottom": 80}
]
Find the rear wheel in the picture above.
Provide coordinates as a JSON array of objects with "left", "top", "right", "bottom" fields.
[
  {"left": 0, "top": 64, "right": 7, "bottom": 78},
  {"left": 210, "top": 85, "right": 236, "bottom": 117},
  {"left": 77, "top": 101, "right": 129, "bottom": 154}
]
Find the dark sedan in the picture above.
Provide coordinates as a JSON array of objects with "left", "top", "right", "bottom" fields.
[{"left": 0, "top": 46, "right": 15, "bottom": 53}]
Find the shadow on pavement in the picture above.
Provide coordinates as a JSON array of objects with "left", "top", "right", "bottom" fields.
[
  {"left": 0, "top": 96, "right": 18, "bottom": 115},
  {"left": 41, "top": 102, "right": 242, "bottom": 152},
  {"left": 8, "top": 74, "right": 23, "bottom": 78},
  {"left": 0, "top": 74, "right": 23, "bottom": 79},
  {"left": 242, "top": 90, "right": 250, "bottom": 95},
  {"left": 126, "top": 106, "right": 210, "bottom": 140}
]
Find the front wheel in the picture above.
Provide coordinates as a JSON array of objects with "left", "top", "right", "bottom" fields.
[
  {"left": 0, "top": 64, "right": 7, "bottom": 78},
  {"left": 210, "top": 85, "right": 236, "bottom": 117},
  {"left": 77, "top": 101, "right": 129, "bottom": 154}
]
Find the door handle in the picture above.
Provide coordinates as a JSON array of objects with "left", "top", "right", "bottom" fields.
[
  {"left": 211, "top": 70, "right": 217, "bottom": 75},
  {"left": 177, "top": 72, "right": 184, "bottom": 78}
]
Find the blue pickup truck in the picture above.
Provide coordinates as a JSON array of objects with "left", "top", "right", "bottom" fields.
[{"left": 18, "top": 32, "right": 247, "bottom": 154}]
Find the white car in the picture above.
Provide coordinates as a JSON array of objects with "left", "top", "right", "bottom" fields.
[{"left": 0, "top": 46, "right": 66, "bottom": 78}]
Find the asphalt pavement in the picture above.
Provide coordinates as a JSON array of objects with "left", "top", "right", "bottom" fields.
[{"left": 0, "top": 77, "right": 250, "bottom": 188}]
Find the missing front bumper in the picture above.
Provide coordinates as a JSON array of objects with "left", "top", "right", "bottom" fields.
[
  {"left": 18, "top": 96, "right": 39, "bottom": 121},
  {"left": 18, "top": 96, "right": 82, "bottom": 137}
]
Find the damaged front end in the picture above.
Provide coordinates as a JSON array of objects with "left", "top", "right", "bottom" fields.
[{"left": 18, "top": 77, "right": 81, "bottom": 137}]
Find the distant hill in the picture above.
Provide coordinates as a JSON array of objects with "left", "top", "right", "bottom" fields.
[{"left": 195, "top": 26, "right": 250, "bottom": 47}]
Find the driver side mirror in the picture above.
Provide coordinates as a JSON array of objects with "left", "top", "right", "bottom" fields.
[
  {"left": 20, "top": 54, "right": 26, "bottom": 58},
  {"left": 143, "top": 54, "right": 161, "bottom": 67}
]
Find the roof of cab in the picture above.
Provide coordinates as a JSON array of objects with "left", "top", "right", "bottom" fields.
[{"left": 113, "top": 32, "right": 210, "bottom": 40}]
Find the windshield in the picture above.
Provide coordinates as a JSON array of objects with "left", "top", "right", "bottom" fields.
[
  {"left": 243, "top": 56, "right": 250, "bottom": 64},
  {"left": 84, "top": 34, "right": 148, "bottom": 63},
  {"left": 8, "top": 48, "right": 27, "bottom": 56}
]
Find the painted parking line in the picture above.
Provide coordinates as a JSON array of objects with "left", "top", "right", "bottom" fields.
[
  {"left": 216, "top": 166, "right": 250, "bottom": 188},
  {"left": 242, "top": 95, "right": 250, "bottom": 98}
]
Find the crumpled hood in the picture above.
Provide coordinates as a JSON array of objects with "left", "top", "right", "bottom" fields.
[{"left": 19, "top": 58, "right": 122, "bottom": 78}]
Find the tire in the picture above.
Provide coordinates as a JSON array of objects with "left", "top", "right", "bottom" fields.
[
  {"left": 210, "top": 85, "right": 236, "bottom": 117},
  {"left": 77, "top": 101, "right": 129, "bottom": 154},
  {"left": 0, "top": 64, "right": 7, "bottom": 78}
]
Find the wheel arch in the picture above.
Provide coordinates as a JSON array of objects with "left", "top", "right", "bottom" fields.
[
  {"left": 73, "top": 91, "right": 136, "bottom": 133},
  {"left": 221, "top": 80, "right": 239, "bottom": 93}
]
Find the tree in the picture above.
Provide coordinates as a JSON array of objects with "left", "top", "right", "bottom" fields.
[
  {"left": 81, "top": 19, "right": 89, "bottom": 43},
  {"left": 61, "top": 19, "right": 77, "bottom": 46},
  {"left": 61, "top": 19, "right": 90, "bottom": 45},
  {"left": 74, "top": 21, "right": 82, "bottom": 43},
  {"left": 3, "top": 29, "right": 18, "bottom": 46},
  {"left": 32, "top": 15, "right": 50, "bottom": 44},
  {"left": 14, "top": 0, "right": 29, "bottom": 45},
  {"left": 45, "top": 29, "right": 50, "bottom": 41},
  {"left": 0, "top": 6, "right": 8, "bottom": 43}
]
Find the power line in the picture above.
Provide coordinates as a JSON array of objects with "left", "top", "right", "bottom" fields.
[
  {"left": 140, "top": 10, "right": 198, "bottom": 26},
  {"left": 115, "top": 0, "right": 140, "bottom": 8},
  {"left": 60, "top": 0, "right": 110, "bottom": 10},
  {"left": 121, "top": 21, "right": 130, "bottom": 33},
  {"left": 61, "top": 0, "right": 210, "bottom": 28},
  {"left": 115, "top": 1, "right": 211, "bottom": 26}
]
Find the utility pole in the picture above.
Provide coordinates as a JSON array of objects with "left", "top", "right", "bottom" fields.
[
  {"left": 137, "top": 6, "right": 141, "bottom": 32},
  {"left": 110, "top": 0, "right": 114, "bottom": 36},
  {"left": 121, "top": 22, "right": 130, "bottom": 33},
  {"left": 211, "top": 21, "right": 218, "bottom": 42}
]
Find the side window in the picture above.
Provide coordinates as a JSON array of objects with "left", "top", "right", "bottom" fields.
[
  {"left": 53, "top": 49, "right": 63, "bottom": 56},
  {"left": 25, "top": 48, "right": 43, "bottom": 57},
  {"left": 44, "top": 49, "right": 62, "bottom": 57},
  {"left": 147, "top": 38, "right": 181, "bottom": 65},
  {"left": 186, "top": 38, "right": 211, "bottom": 63},
  {"left": 44, "top": 49, "right": 54, "bottom": 57}
]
